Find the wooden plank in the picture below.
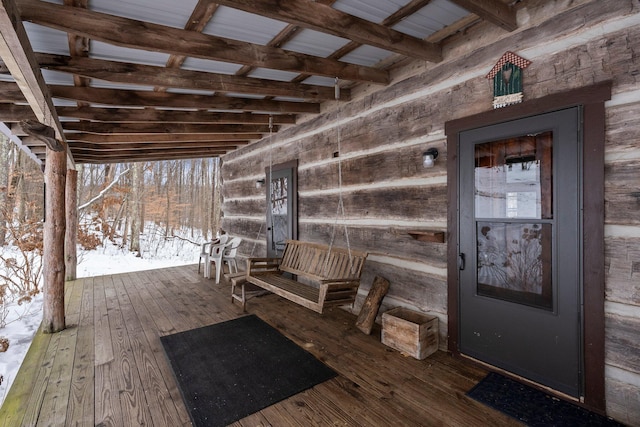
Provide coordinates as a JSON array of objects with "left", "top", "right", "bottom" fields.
[
  {"left": 66, "top": 132, "right": 261, "bottom": 143},
  {"left": 20, "top": 330, "right": 62, "bottom": 426},
  {"left": 56, "top": 106, "right": 297, "bottom": 125},
  {"left": 36, "top": 277, "right": 83, "bottom": 426},
  {"left": 0, "top": 326, "right": 52, "bottom": 427},
  {"left": 111, "top": 274, "right": 184, "bottom": 427},
  {"left": 449, "top": 0, "right": 517, "bottom": 31},
  {"left": 605, "top": 236, "right": 640, "bottom": 306},
  {"left": 4, "top": 266, "right": 535, "bottom": 426},
  {"left": 61, "top": 121, "right": 272, "bottom": 135},
  {"left": 50, "top": 85, "right": 320, "bottom": 114},
  {"left": 66, "top": 277, "right": 95, "bottom": 426},
  {"left": 29, "top": 53, "right": 344, "bottom": 101},
  {"left": 93, "top": 275, "right": 123, "bottom": 427},
  {"left": 355, "top": 275, "right": 390, "bottom": 334},
  {"left": 103, "top": 275, "right": 153, "bottom": 426}
]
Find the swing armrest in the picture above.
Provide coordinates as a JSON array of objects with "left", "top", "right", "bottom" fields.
[{"left": 246, "top": 257, "right": 282, "bottom": 275}]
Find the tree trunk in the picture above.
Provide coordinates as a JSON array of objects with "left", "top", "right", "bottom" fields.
[
  {"left": 130, "top": 162, "right": 142, "bottom": 255},
  {"left": 43, "top": 147, "right": 67, "bottom": 333},
  {"left": 0, "top": 135, "right": 8, "bottom": 246},
  {"left": 16, "top": 150, "right": 26, "bottom": 222},
  {"left": 65, "top": 168, "right": 78, "bottom": 281},
  {"left": 213, "top": 158, "right": 222, "bottom": 234}
]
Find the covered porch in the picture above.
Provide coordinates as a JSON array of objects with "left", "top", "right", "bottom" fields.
[{"left": 0, "top": 265, "right": 517, "bottom": 426}]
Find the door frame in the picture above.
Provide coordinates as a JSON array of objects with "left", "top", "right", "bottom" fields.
[{"left": 445, "top": 81, "right": 611, "bottom": 412}]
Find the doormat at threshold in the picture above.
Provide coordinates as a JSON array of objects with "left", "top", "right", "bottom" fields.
[
  {"left": 160, "top": 314, "right": 337, "bottom": 427},
  {"left": 467, "top": 372, "right": 622, "bottom": 426}
]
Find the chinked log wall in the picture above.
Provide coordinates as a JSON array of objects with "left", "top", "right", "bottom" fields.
[{"left": 222, "top": 0, "right": 640, "bottom": 423}]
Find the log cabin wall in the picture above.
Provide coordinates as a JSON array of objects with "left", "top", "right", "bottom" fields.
[{"left": 222, "top": 0, "right": 640, "bottom": 422}]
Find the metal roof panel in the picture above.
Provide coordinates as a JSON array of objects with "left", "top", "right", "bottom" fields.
[{"left": 202, "top": 6, "right": 288, "bottom": 45}]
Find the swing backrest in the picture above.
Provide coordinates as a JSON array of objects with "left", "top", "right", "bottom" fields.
[{"left": 279, "top": 239, "right": 367, "bottom": 281}]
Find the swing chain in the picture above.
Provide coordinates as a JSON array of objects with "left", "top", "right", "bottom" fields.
[{"left": 324, "top": 78, "right": 355, "bottom": 277}]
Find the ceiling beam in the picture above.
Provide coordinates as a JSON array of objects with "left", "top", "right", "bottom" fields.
[
  {"left": 72, "top": 150, "right": 228, "bottom": 164},
  {"left": 448, "top": 0, "right": 517, "bottom": 31},
  {"left": 49, "top": 85, "right": 320, "bottom": 114},
  {"left": 62, "top": 122, "right": 273, "bottom": 135},
  {"left": 56, "top": 107, "right": 296, "bottom": 125},
  {"left": 215, "top": 0, "right": 442, "bottom": 62},
  {"left": 64, "top": 133, "right": 262, "bottom": 143},
  {"left": 0, "top": 0, "right": 73, "bottom": 165},
  {"left": 0, "top": 81, "right": 26, "bottom": 101},
  {"left": 20, "top": 53, "right": 348, "bottom": 101},
  {"left": 160, "top": 0, "right": 219, "bottom": 91},
  {"left": 17, "top": 0, "right": 390, "bottom": 84},
  {"left": 0, "top": 103, "right": 36, "bottom": 121},
  {"left": 68, "top": 141, "right": 242, "bottom": 152}
]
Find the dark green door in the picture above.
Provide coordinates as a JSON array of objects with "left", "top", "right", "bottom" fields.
[
  {"left": 266, "top": 166, "right": 296, "bottom": 257},
  {"left": 458, "top": 107, "right": 582, "bottom": 397}
]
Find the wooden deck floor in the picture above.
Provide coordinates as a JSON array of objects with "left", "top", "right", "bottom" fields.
[{"left": 0, "top": 265, "right": 521, "bottom": 426}]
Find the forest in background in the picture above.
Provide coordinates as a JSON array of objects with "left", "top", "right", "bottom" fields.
[
  {"left": 0, "top": 134, "right": 222, "bottom": 248},
  {"left": 0, "top": 134, "right": 222, "bottom": 329}
]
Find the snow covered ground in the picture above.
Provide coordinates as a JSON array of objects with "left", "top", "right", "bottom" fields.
[{"left": 0, "top": 233, "right": 203, "bottom": 407}]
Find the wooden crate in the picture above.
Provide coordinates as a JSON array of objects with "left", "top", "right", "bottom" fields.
[{"left": 381, "top": 307, "right": 438, "bottom": 360}]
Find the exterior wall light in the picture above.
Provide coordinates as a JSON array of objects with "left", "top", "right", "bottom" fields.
[
  {"left": 423, "top": 148, "right": 439, "bottom": 168},
  {"left": 256, "top": 178, "right": 265, "bottom": 189}
]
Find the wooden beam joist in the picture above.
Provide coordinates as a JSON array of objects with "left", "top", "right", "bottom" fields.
[
  {"left": 62, "top": 122, "right": 272, "bottom": 135},
  {"left": 216, "top": 0, "right": 442, "bottom": 62},
  {"left": 64, "top": 132, "right": 262, "bottom": 143},
  {"left": 0, "top": 103, "right": 36, "bottom": 121},
  {"left": 17, "top": 53, "right": 348, "bottom": 101},
  {"left": 56, "top": 106, "right": 296, "bottom": 125},
  {"left": 49, "top": 85, "right": 320, "bottom": 114},
  {"left": 0, "top": 0, "right": 66, "bottom": 140},
  {"left": 72, "top": 150, "right": 227, "bottom": 164},
  {"left": 67, "top": 141, "right": 243, "bottom": 152},
  {"left": 17, "top": 0, "right": 390, "bottom": 84},
  {"left": 448, "top": 0, "right": 517, "bottom": 32}
]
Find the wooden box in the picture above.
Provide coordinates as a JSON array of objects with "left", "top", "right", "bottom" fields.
[{"left": 381, "top": 307, "right": 438, "bottom": 360}]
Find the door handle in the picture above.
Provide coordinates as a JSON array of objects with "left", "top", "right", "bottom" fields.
[{"left": 458, "top": 253, "right": 466, "bottom": 270}]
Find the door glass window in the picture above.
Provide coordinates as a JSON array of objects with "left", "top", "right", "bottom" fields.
[
  {"left": 475, "top": 132, "right": 553, "bottom": 219},
  {"left": 474, "top": 132, "right": 554, "bottom": 310},
  {"left": 270, "top": 176, "right": 288, "bottom": 253},
  {"left": 477, "top": 222, "right": 552, "bottom": 309}
]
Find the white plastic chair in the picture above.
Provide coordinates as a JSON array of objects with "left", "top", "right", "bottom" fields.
[
  {"left": 198, "top": 234, "right": 228, "bottom": 276},
  {"left": 207, "top": 237, "right": 233, "bottom": 284},
  {"left": 222, "top": 237, "right": 242, "bottom": 274}
]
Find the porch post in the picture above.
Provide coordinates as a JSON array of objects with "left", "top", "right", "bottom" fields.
[
  {"left": 65, "top": 168, "right": 77, "bottom": 281},
  {"left": 43, "top": 147, "right": 66, "bottom": 333}
]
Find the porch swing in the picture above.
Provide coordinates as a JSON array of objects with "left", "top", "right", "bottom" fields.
[{"left": 245, "top": 80, "right": 368, "bottom": 314}]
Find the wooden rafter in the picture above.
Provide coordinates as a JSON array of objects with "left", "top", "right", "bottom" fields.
[
  {"left": 160, "top": 0, "right": 219, "bottom": 91},
  {"left": 63, "top": 0, "right": 90, "bottom": 101},
  {"left": 61, "top": 122, "right": 274, "bottom": 135},
  {"left": 64, "top": 133, "right": 262, "bottom": 143},
  {"left": 56, "top": 107, "right": 296, "bottom": 125},
  {"left": 17, "top": 0, "right": 390, "bottom": 84},
  {"left": 72, "top": 150, "right": 229, "bottom": 164},
  {"left": 448, "top": 0, "right": 517, "bottom": 31},
  {"left": 67, "top": 142, "right": 242, "bottom": 152},
  {"left": 20, "top": 53, "right": 349, "bottom": 101},
  {"left": 215, "top": 0, "right": 442, "bottom": 62},
  {"left": 0, "top": 0, "right": 73, "bottom": 165},
  {"left": 48, "top": 85, "right": 320, "bottom": 114},
  {"left": 0, "top": 103, "right": 36, "bottom": 121}
]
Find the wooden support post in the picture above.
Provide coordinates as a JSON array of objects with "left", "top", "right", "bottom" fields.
[
  {"left": 65, "top": 168, "right": 77, "bottom": 281},
  {"left": 356, "top": 276, "right": 390, "bottom": 335},
  {"left": 43, "top": 147, "right": 66, "bottom": 333}
]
